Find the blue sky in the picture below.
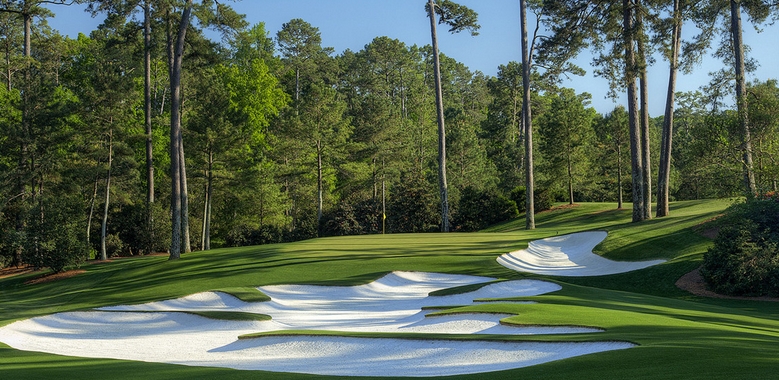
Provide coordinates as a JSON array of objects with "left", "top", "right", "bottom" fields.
[{"left": 45, "top": 0, "right": 778, "bottom": 116}]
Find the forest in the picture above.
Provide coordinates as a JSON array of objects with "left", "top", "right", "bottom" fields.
[{"left": 1, "top": 0, "right": 778, "bottom": 272}]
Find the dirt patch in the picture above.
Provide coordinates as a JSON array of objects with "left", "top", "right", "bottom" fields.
[
  {"left": 2, "top": 253, "right": 169, "bottom": 280},
  {"left": 90, "top": 252, "right": 169, "bottom": 264},
  {"left": 536, "top": 203, "right": 580, "bottom": 214},
  {"left": 676, "top": 267, "right": 779, "bottom": 302},
  {"left": 693, "top": 214, "right": 724, "bottom": 240},
  {"left": 550, "top": 203, "right": 579, "bottom": 211},
  {"left": 0, "top": 265, "right": 38, "bottom": 280},
  {"left": 699, "top": 227, "right": 719, "bottom": 240},
  {"left": 24, "top": 269, "right": 86, "bottom": 285}
]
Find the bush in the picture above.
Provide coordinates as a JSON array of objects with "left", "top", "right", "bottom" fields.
[
  {"left": 0, "top": 227, "right": 24, "bottom": 269},
  {"left": 284, "top": 211, "right": 318, "bottom": 242},
  {"left": 511, "top": 186, "right": 554, "bottom": 214},
  {"left": 23, "top": 195, "right": 88, "bottom": 273},
  {"left": 321, "top": 202, "right": 361, "bottom": 236},
  {"left": 387, "top": 175, "right": 439, "bottom": 233},
  {"left": 104, "top": 233, "right": 124, "bottom": 257},
  {"left": 226, "top": 224, "right": 283, "bottom": 247},
  {"left": 510, "top": 186, "right": 527, "bottom": 213},
  {"left": 321, "top": 198, "right": 379, "bottom": 236},
  {"left": 113, "top": 201, "right": 170, "bottom": 255},
  {"left": 455, "top": 187, "right": 518, "bottom": 231},
  {"left": 701, "top": 197, "right": 779, "bottom": 296}
]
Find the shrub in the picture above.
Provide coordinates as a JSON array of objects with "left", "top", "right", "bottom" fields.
[
  {"left": 0, "top": 227, "right": 24, "bottom": 269},
  {"left": 23, "top": 195, "right": 88, "bottom": 273},
  {"left": 226, "top": 224, "right": 283, "bottom": 247},
  {"left": 455, "top": 187, "right": 518, "bottom": 231},
  {"left": 284, "top": 211, "right": 318, "bottom": 242},
  {"left": 111, "top": 201, "right": 170, "bottom": 255},
  {"left": 387, "top": 175, "right": 439, "bottom": 233},
  {"left": 321, "top": 206, "right": 361, "bottom": 236},
  {"left": 701, "top": 197, "right": 779, "bottom": 296},
  {"left": 104, "top": 233, "right": 124, "bottom": 257},
  {"left": 511, "top": 186, "right": 554, "bottom": 214},
  {"left": 510, "top": 186, "right": 527, "bottom": 213},
  {"left": 320, "top": 199, "right": 382, "bottom": 237}
]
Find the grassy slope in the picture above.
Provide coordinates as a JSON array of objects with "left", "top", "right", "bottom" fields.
[{"left": 2, "top": 199, "right": 779, "bottom": 379}]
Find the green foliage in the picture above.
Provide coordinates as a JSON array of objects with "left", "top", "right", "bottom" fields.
[
  {"left": 538, "top": 88, "right": 596, "bottom": 203},
  {"left": 321, "top": 198, "right": 381, "bottom": 236},
  {"left": 511, "top": 185, "right": 555, "bottom": 214},
  {"left": 592, "top": 106, "right": 629, "bottom": 203},
  {"left": 482, "top": 62, "right": 524, "bottom": 191},
  {"left": 430, "top": 0, "right": 481, "bottom": 36},
  {"left": 454, "top": 186, "right": 518, "bottom": 231},
  {"left": 320, "top": 202, "right": 362, "bottom": 236},
  {"left": 2, "top": 4, "right": 777, "bottom": 270},
  {"left": 104, "top": 233, "right": 124, "bottom": 258},
  {"left": 111, "top": 201, "right": 169, "bottom": 255},
  {"left": 225, "top": 224, "right": 283, "bottom": 247},
  {"left": 510, "top": 186, "right": 528, "bottom": 213},
  {"left": 702, "top": 196, "right": 779, "bottom": 296},
  {"left": 387, "top": 174, "right": 439, "bottom": 233},
  {"left": 22, "top": 195, "right": 88, "bottom": 273}
]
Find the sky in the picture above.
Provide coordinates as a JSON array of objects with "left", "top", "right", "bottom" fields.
[{"left": 44, "top": 0, "right": 779, "bottom": 116}]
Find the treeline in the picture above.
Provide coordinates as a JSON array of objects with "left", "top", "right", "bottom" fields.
[{"left": 1, "top": 2, "right": 778, "bottom": 271}]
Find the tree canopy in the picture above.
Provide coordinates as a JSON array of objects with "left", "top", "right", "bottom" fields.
[{"left": 1, "top": 1, "right": 778, "bottom": 272}]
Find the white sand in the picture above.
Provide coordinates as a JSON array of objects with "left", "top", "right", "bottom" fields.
[
  {"left": 497, "top": 231, "right": 666, "bottom": 276},
  {"left": 0, "top": 271, "right": 634, "bottom": 376}
]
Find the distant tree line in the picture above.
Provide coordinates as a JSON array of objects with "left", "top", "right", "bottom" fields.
[{"left": 1, "top": 0, "right": 778, "bottom": 272}]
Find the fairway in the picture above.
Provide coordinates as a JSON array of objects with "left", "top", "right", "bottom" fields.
[{"left": 2, "top": 200, "right": 779, "bottom": 379}]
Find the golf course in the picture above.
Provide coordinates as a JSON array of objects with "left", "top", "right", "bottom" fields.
[{"left": 2, "top": 199, "right": 779, "bottom": 379}]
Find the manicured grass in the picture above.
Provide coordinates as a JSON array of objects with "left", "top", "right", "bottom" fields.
[
  {"left": 181, "top": 310, "right": 272, "bottom": 321},
  {"left": 217, "top": 287, "right": 272, "bottom": 302},
  {"left": 2, "top": 199, "right": 778, "bottom": 379}
]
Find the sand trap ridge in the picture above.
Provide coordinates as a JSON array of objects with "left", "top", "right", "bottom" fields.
[{"left": 497, "top": 231, "right": 665, "bottom": 276}]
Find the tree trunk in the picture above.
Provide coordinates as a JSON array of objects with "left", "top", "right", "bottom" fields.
[
  {"left": 382, "top": 174, "right": 386, "bottom": 234},
  {"left": 567, "top": 151, "right": 574, "bottom": 205},
  {"left": 617, "top": 144, "right": 623, "bottom": 209},
  {"left": 168, "top": 2, "right": 192, "bottom": 260},
  {"left": 427, "top": 0, "right": 449, "bottom": 232},
  {"left": 730, "top": 0, "right": 756, "bottom": 195},
  {"left": 86, "top": 173, "right": 99, "bottom": 256},
  {"left": 316, "top": 139, "right": 323, "bottom": 231},
  {"left": 372, "top": 157, "right": 378, "bottom": 201},
  {"left": 657, "top": 0, "right": 681, "bottom": 217},
  {"left": 624, "top": 0, "right": 645, "bottom": 222},
  {"left": 14, "top": 9, "right": 31, "bottom": 267},
  {"left": 201, "top": 180, "right": 207, "bottom": 251},
  {"left": 295, "top": 67, "right": 300, "bottom": 104},
  {"left": 100, "top": 129, "right": 113, "bottom": 261},
  {"left": 520, "top": 0, "right": 535, "bottom": 229},
  {"left": 205, "top": 151, "right": 212, "bottom": 250},
  {"left": 23, "top": 9, "right": 29, "bottom": 59},
  {"left": 200, "top": 148, "right": 213, "bottom": 251},
  {"left": 4, "top": 31, "right": 11, "bottom": 91},
  {"left": 637, "top": 0, "right": 652, "bottom": 220},
  {"left": 144, "top": 0, "right": 155, "bottom": 254},
  {"left": 179, "top": 126, "right": 191, "bottom": 253}
]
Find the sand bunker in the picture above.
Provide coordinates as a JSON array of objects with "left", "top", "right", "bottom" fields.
[
  {"left": 497, "top": 231, "right": 665, "bottom": 276},
  {"left": 0, "top": 271, "right": 634, "bottom": 377}
]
